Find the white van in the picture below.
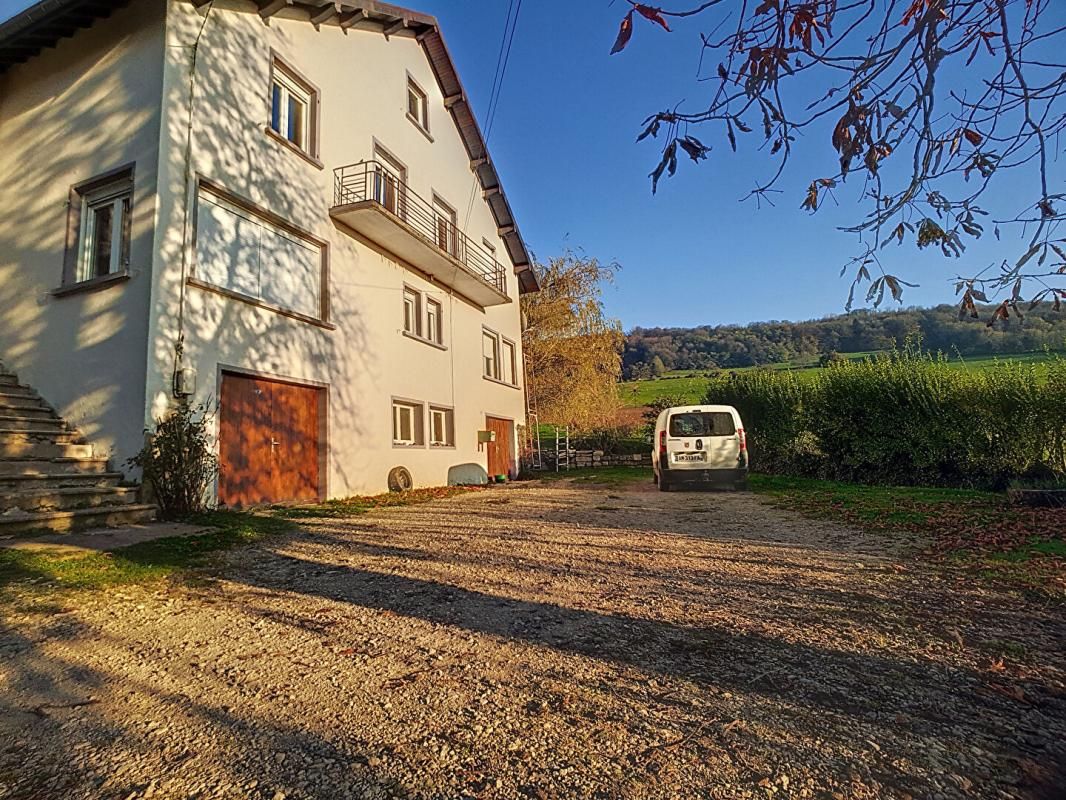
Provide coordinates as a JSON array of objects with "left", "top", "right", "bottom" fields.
[{"left": 652, "top": 405, "right": 748, "bottom": 491}]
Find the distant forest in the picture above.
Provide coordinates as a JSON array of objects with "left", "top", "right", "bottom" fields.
[{"left": 623, "top": 305, "right": 1066, "bottom": 379}]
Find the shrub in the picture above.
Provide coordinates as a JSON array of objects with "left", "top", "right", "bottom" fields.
[
  {"left": 703, "top": 348, "right": 1066, "bottom": 489},
  {"left": 129, "top": 402, "right": 218, "bottom": 519},
  {"left": 705, "top": 370, "right": 815, "bottom": 474}
]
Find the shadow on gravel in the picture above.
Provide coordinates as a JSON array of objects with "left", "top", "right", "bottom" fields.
[
  {"left": 0, "top": 616, "right": 405, "bottom": 798},
  {"left": 228, "top": 550, "right": 1065, "bottom": 748}
]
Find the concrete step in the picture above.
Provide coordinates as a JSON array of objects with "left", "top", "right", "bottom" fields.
[
  {"left": 0, "top": 437, "right": 93, "bottom": 458},
  {"left": 0, "top": 403, "right": 55, "bottom": 420},
  {"left": 0, "top": 373, "right": 21, "bottom": 387},
  {"left": 0, "top": 395, "right": 50, "bottom": 412},
  {"left": 0, "top": 385, "right": 40, "bottom": 401},
  {"left": 0, "top": 457, "right": 111, "bottom": 476},
  {"left": 0, "top": 504, "right": 157, "bottom": 536},
  {"left": 0, "top": 415, "right": 67, "bottom": 432},
  {"left": 0, "top": 471, "right": 124, "bottom": 493},
  {"left": 0, "top": 485, "right": 140, "bottom": 513}
]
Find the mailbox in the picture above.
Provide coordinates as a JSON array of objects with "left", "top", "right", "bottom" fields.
[{"left": 477, "top": 430, "right": 496, "bottom": 443}]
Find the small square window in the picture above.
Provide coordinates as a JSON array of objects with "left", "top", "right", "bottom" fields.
[
  {"left": 429, "top": 406, "right": 454, "bottom": 447},
  {"left": 64, "top": 169, "right": 134, "bottom": 286},
  {"left": 392, "top": 400, "right": 424, "bottom": 446},
  {"left": 269, "top": 56, "right": 319, "bottom": 159},
  {"left": 407, "top": 77, "right": 429, "bottom": 133}
]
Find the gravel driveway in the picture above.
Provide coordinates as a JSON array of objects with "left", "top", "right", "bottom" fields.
[{"left": 2, "top": 479, "right": 1064, "bottom": 800}]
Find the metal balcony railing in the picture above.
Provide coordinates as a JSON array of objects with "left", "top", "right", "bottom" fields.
[{"left": 333, "top": 160, "right": 507, "bottom": 295}]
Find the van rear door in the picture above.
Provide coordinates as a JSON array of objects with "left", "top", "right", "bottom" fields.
[{"left": 667, "top": 411, "right": 740, "bottom": 469}]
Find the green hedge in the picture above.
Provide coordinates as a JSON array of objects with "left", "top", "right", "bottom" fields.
[{"left": 704, "top": 350, "right": 1066, "bottom": 489}]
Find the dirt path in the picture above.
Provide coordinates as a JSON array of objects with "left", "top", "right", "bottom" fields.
[{"left": 2, "top": 480, "right": 1064, "bottom": 800}]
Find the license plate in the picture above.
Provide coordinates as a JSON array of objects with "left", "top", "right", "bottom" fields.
[{"left": 674, "top": 453, "right": 704, "bottom": 462}]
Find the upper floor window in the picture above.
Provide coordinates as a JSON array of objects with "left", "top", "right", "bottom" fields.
[
  {"left": 403, "top": 287, "right": 422, "bottom": 337},
  {"left": 402, "top": 286, "right": 445, "bottom": 347},
  {"left": 426, "top": 298, "right": 443, "bottom": 345},
  {"left": 406, "top": 76, "right": 429, "bottom": 134},
  {"left": 269, "top": 54, "right": 320, "bottom": 162},
  {"left": 62, "top": 166, "right": 134, "bottom": 288},
  {"left": 433, "top": 195, "right": 458, "bottom": 257},
  {"left": 483, "top": 329, "right": 500, "bottom": 380},
  {"left": 483, "top": 328, "right": 519, "bottom": 386}
]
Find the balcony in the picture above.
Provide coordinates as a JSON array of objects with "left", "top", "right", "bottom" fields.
[{"left": 330, "top": 160, "right": 510, "bottom": 307}]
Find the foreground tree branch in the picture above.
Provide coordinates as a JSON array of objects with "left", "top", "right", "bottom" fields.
[{"left": 611, "top": 0, "right": 1065, "bottom": 322}]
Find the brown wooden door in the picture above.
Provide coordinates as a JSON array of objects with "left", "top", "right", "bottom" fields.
[
  {"left": 485, "top": 416, "right": 515, "bottom": 478},
  {"left": 219, "top": 373, "right": 321, "bottom": 507}
]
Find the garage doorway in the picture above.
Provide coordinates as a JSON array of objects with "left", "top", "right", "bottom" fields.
[{"left": 219, "top": 372, "right": 324, "bottom": 507}]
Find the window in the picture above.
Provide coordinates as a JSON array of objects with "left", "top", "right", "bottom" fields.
[
  {"left": 483, "top": 330, "right": 500, "bottom": 380},
  {"left": 425, "top": 298, "right": 443, "bottom": 345},
  {"left": 429, "top": 406, "right": 454, "bottom": 447},
  {"left": 403, "top": 287, "right": 422, "bottom": 336},
  {"left": 269, "top": 55, "right": 319, "bottom": 159},
  {"left": 372, "top": 144, "right": 407, "bottom": 219},
  {"left": 392, "top": 400, "right": 424, "bottom": 446},
  {"left": 501, "top": 339, "right": 518, "bottom": 386},
  {"left": 433, "top": 195, "right": 458, "bottom": 257},
  {"left": 194, "top": 182, "right": 326, "bottom": 320},
  {"left": 63, "top": 168, "right": 134, "bottom": 286},
  {"left": 406, "top": 76, "right": 429, "bottom": 133},
  {"left": 669, "top": 412, "right": 736, "bottom": 437},
  {"left": 401, "top": 288, "right": 445, "bottom": 346}
]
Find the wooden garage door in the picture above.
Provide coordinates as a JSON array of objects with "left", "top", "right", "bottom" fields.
[
  {"left": 219, "top": 373, "right": 322, "bottom": 507},
  {"left": 485, "top": 416, "right": 515, "bottom": 479}
]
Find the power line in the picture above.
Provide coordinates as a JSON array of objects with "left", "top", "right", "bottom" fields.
[{"left": 464, "top": 0, "right": 523, "bottom": 227}]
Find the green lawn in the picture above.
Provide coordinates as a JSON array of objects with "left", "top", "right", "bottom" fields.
[{"left": 619, "top": 350, "right": 1062, "bottom": 408}]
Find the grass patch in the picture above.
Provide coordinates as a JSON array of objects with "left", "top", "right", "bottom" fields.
[
  {"left": 750, "top": 473, "right": 1064, "bottom": 595},
  {"left": 618, "top": 350, "right": 1062, "bottom": 409},
  {"left": 0, "top": 487, "right": 483, "bottom": 599},
  {"left": 272, "top": 485, "right": 477, "bottom": 519},
  {"left": 0, "top": 511, "right": 293, "bottom": 597},
  {"left": 535, "top": 466, "right": 653, "bottom": 488}
]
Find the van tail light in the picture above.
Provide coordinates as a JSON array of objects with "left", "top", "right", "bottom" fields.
[
  {"left": 737, "top": 428, "right": 747, "bottom": 452},
  {"left": 659, "top": 430, "right": 667, "bottom": 455}
]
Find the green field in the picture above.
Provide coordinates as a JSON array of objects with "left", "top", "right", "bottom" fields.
[{"left": 619, "top": 350, "right": 1062, "bottom": 408}]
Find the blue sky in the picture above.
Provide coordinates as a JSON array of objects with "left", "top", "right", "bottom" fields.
[{"left": 3, "top": 0, "right": 1061, "bottom": 329}]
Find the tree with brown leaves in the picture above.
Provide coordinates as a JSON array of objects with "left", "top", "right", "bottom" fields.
[
  {"left": 521, "top": 253, "right": 624, "bottom": 430},
  {"left": 610, "top": 0, "right": 1064, "bottom": 324}
]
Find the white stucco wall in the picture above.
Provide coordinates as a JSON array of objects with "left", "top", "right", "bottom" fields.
[
  {"left": 0, "top": 1, "right": 166, "bottom": 466},
  {"left": 147, "top": 0, "right": 528, "bottom": 498}
]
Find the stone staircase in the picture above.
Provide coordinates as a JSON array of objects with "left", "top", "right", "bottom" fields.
[{"left": 0, "top": 365, "right": 156, "bottom": 535}]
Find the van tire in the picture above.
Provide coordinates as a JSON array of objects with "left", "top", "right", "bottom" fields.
[{"left": 659, "top": 478, "right": 672, "bottom": 492}]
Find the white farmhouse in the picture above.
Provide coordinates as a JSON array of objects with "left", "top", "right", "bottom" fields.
[{"left": 0, "top": 0, "right": 537, "bottom": 524}]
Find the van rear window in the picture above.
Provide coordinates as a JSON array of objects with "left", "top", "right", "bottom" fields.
[{"left": 669, "top": 412, "right": 736, "bottom": 437}]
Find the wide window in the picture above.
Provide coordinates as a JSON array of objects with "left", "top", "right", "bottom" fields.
[
  {"left": 669, "top": 412, "right": 736, "bottom": 437},
  {"left": 483, "top": 330, "right": 500, "bottom": 380},
  {"left": 429, "top": 406, "right": 454, "bottom": 447},
  {"left": 392, "top": 400, "right": 424, "bottom": 446},
  {"left": 406, "top": 77, "right": 429, "bottom": 134},
  {"left": 194, "top": 183, "right": 325, "bottom": 320},
  {"left": 269, "top": 55, "right": 319, "bottom": 159}
]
